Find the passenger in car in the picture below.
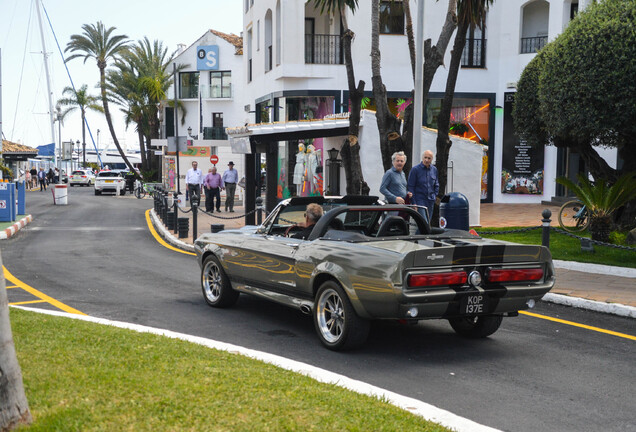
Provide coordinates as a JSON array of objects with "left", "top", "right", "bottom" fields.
[{"left": 292, "top": 203, "right": 324, "bottom": 240}]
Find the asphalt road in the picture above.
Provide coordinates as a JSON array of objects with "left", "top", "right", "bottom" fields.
[{"left": 3, "top": 187, "right": 635, "bottom": 432}]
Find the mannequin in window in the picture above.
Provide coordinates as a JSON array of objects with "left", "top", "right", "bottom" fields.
[
  {"left": 306, "top": 144, "right": 320, "bottom": 194},
  {"left": 293, "top": 143, "right": 306, "bottom": 196}
]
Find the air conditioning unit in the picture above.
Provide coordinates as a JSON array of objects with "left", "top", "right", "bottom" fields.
[{"left": 244, "top": 104, "right": 251, "bottom": 112}]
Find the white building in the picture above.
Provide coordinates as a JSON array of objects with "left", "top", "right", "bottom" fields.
[
  {"left": 160, "top": 29, "right": 246, "bottom": 196},
  {"left": 234, "top": 0, "right": 614, "bottom": 211},
  {"left": 163, "top": 1, "right": 615, "bottom": 222}
]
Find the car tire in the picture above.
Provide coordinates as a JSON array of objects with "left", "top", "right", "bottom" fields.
[
  {"left": 120, "top": 188, "right": 126, "bottom": 196},
  {"left": 314, "top": 280, "right": 369, "bottom": 351},
  {"left": 94, "top": 190, "right": 101, "bottom": 195},
  {"left": 201, "top": 255, "right": 239, "bottom": 308},
  {"left": 448, "top": 315, "right": 503, "bottom": 338}
]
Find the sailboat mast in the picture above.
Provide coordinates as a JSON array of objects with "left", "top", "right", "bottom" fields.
[{"left": 35, "top": 0, "right": 58, "bottom": 169}]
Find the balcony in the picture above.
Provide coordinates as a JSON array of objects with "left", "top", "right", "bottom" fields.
[
  {"left": 461, "top": 38, "right": 486, "bottom": 68},
  {"left": 520, "top": 36, "right": 547, "bottom": 54},
  {"left": 203, "top": 126, "right": 228, "bottom": 140},
  {"left": 200, "top": 84, "right": 232, "bottom": 99},
  {"left": 305, "top": 34, "right": 343, "bottom": 64}
]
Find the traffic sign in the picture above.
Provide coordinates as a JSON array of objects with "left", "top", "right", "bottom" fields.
[{"left": 210, "top": 154, "right": 219, "bottom": 164}]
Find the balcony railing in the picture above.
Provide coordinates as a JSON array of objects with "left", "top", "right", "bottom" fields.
[
  {"left": 520, "top": 36, "right": 548, "bottom": 54},
  {"left": 305, "top": 34, "right": 344, "bottom": 65},
  {"left": 461, "top": 38, "right": 486, "bottom": 68},
  {"left": 200, "top": 84, "right": 232, "bottom": 99},
  {"left": 203, "top": 126, "right": 228, "bottom": 140}
]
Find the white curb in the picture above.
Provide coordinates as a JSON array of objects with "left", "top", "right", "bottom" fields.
[
  {"left": 12, "top": 305, "right": 501, "bottom": 432},
  {"left": 0, "top": 215, "right": 33, "bottom": 239},
  {"left": 553, "top": 260, "right": 636, "bottom": 278},
  {"left": 542, "top": 293, "right": 636, "bottom": 319}
]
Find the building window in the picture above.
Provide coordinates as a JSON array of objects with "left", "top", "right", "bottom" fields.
[
  {"left": 247, "top": 28, "right": 253, "bottom": 82},
  {"left": 462, "top": 20, "right": 486, "bottom": 68},
  {"left": 204, "top": 113, "right": 227, "bottom": 140},
  {"left": 209, "top": 71, "right": 232, "bottom": 98},
  {"left": 380, "top": 1, "right": 405, "bottom": 35},
  {"left": 179, "top": 72, "right": 199, "bottom": 99},
  {"left": 520, "top": 0, "right": 549, "bottom": 54}
]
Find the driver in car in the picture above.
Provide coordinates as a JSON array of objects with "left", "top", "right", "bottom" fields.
[{"left": 292, "top": 203, "right": 324, "bottom": 240}]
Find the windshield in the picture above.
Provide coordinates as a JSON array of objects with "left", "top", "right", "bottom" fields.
[{"left": 97, "top": 172, "right": 122, "bottom": 178}]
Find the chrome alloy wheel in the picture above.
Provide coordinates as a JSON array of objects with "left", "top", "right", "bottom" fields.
[
  {"left": 316, "top": 287, "right": 345, "bottom": 343},
  {"left": 202, "top": 260, "right": 223, "bottom": 303}
]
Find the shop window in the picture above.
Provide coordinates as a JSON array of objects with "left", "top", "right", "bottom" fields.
[{"left": 380, "top": 1, "right": 405, "bottom": 35}]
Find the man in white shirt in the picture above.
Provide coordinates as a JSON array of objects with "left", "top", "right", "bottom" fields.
[{"left": 185, "top": 160, "right": 203, "bottom": 202}]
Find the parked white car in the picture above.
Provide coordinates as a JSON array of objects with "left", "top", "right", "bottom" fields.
[
  {"left": 94, "top": 170, "right": 126, "bottom": 195},
  {"left": 69, "top": 169, "right": 95, "bottom": 186}
]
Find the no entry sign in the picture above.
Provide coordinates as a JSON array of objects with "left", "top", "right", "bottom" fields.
[{"left": 210, "top": 154, "right": 219, "bottom": 164}]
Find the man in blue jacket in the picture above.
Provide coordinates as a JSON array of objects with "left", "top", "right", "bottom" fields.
[{"left": 408, "top": 150, "right": 439, "bottom": 222}]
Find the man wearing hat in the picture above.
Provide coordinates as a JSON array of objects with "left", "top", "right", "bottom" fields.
[{"left": 222, "top": 161, "right": 239, "bottom": 212}]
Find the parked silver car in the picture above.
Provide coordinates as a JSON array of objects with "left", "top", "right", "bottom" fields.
[{"left": 194, "top": 196, "right": 555, "bottom": 351}]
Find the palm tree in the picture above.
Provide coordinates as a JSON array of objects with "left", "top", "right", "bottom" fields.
[
  {"left": 64, "top": 22, "right": 136, "bottom": 174},
  {"left": 309, "top": 0, "right": 369, "bottom": 195},
  {"left": 0, "top": 254, "right": 32, "bottom": 430},
  {"left": 435, "top": 0, "right": 493, "bottom": 207},
  {"left": 57, "top": 84, "right": 103, "bottom": 167},
  {"left": 557, "top": 173, "right": 636, "bottom": 242},
  {"left": 107, "top": 38, "right": 182, "bottom": 179}
]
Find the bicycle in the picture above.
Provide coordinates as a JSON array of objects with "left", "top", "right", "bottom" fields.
[
  {"left": 558, "top": 200, "right": 590, "bottom": 232},
  {"left": 134, "top": 181, "right": 153, "bottom": 199}
]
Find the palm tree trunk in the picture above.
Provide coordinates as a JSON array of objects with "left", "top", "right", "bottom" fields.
[
  {"left": 0, "top": 255, "right": 32, "bottom": 430},
  {"left": 371, "top": 0, "right": 406, "bottom": 173},
  {"left": 81, "top": 110, "right": 87, "bottom": 167},
  {"left": 99, "top": 67, "right": 138, "bottom": 176},
  {"left": 340, "top": 13, "right": 369, "bottom": 195},
  {"left": 436, "top": 19, "right": 470, "bottom": 199}
]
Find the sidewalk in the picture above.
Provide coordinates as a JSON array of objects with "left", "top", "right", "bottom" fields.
[{"left": 152, "top": 200, "right": 635, "bottom": 316}]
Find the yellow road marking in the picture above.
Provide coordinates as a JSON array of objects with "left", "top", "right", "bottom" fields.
[
  {"left": 10, "top": 300, "right": 47, "bottom": 306},
  {"left": 144, "top": 209, "right": 196, "bottom": 256},
  {"left": 3, "top": 267, "right": 86, "bottom": 315},
  {"left": 520, "top": 310, "right": 636, "bottom": 341},
  {"left": 6, "top": 285, "right": 19, "bottom": 289}
]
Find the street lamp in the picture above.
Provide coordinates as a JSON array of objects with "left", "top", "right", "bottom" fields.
[
  {"left": 327, "top": 148, "right": 341, "bottom": 196},
  {"left": 56, "top": 104, "right": 62, "bottom": 184},
  {"left": 187, "top": 126, "right": 192, "bottom": 137},
  {"left": 76, "top": 140, "right": 80, "bottom": 169}
]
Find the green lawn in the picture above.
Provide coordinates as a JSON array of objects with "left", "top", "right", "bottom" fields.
[
  {"left": 0, "top": 215, "right": 28, "bottom": 230},
  {"left": 10, "top": 309, "right": 450, "bottom": 432},
  {"left": 477, "top": 227, "right": 636, "bottom": 268}
]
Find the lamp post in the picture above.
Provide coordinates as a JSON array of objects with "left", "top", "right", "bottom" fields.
[
  {"left": 327, "top": 147, "right": 341, "bottom": 196},
  {"left": 187, "top": 126, "right": 192, "bottom": 137},
  {"left": 56, "top": 104, "right": 62, "bottom": 184},
  {"left": 76, "top": 140, "right": 80, "bottom": 169}
]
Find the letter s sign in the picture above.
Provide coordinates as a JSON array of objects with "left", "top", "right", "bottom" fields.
[{"left": 196, "top": 45, "right": 219, "bottom": 71}]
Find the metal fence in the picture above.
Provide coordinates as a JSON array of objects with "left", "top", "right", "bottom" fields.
[{"left": 305, "top": 34, "right": 344, "bottom": 65}]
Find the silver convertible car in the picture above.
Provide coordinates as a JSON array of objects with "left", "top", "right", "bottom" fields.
[{"left": 194, "top": 196, "right": 555, "bottom": 351}]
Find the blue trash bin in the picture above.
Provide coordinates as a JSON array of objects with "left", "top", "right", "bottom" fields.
[
  {"left": 439, "top": 192, "right": 469, "bottom": 230},
  {"left": 17, "top": 181, "right": 26, "bottom": 215},
  {"left": 0, "top": 183, "right": 16, "bottom": 222}
]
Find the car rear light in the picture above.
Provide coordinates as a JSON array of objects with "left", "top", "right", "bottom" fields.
[
  {"left": 486, "top": 268, "right": 543, "bottom": 283},
  {"left": 408, "top": 271, "right": 467, "bottom": 287}
]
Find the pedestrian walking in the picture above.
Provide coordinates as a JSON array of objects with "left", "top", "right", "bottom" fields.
[
  {"left": 204, "top": 166, "right": 224, "bottom": 213},
  {"left": 379, "top": 151, "right": 411, "bottom": 205},
  {"left": 407, "top": 150, "right": 439, "bottom": 222},
  {"left": 185, "top": 160, "right": 203, "bottom": 204},
  {"left": 222, "top": 161, "right": 239, "bottom": 212},
  {"left": 47, "top": 168, "right": 55, "bottom": 185},
  {"left": 38, "top": 168, "right": 47, "bottom": 191},
  {"left": 29, "top": 166, "right": 37, "bottom": 189}
]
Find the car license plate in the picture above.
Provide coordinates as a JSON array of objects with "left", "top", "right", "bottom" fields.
[
  {"left": 461, "top": 293, "right": 487, "bottom": 315},
  {"left": 105, "top": 180, "right": 114, "bottom": 183}
]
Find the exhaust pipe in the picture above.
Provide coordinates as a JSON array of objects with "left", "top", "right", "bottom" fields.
[{"left": 299, "top": 303, "right": 312, "bottom": 315}]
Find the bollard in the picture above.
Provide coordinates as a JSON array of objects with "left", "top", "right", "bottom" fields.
[
  {"left": 211, "top": 224, "right": 224, "bottom": 233},
  {"left": 541, "top": 209, "right": 551, "bottom": 248},
  {"left": 192, "top": 202, "right": 198, "bottom": 240},
  {"left": 173, "top": 192, "right": 179, "bottom": 234},
  {"left": 256, "top": 196, "right": 264, "bottom": 225}
]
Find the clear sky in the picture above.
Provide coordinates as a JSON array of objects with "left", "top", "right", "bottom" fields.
[{"left": 0, "top": 0, "right": 242, "bottom": 152}]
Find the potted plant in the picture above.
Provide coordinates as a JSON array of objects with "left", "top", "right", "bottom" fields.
[{"left": 556, "top": 173, "right": 636, "bottom": 242}]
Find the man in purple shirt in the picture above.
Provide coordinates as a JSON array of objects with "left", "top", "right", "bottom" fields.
[{"left": 203, "top": 166, "right": 224, "bottom": 212}]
